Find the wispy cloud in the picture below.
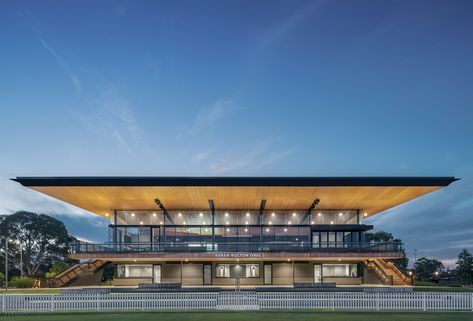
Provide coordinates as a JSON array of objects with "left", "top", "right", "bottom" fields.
[
  {"left": 39, "top": 37, "right": 82, "bottom": 92},
  {"left": 209, "top": 139, "right": 293, "bottom": 175},
  {"left": 69, "top": 87, "right": 144, "bottom": 155},
  {"left": 187, "top": 99, "right": 242, "bottom": 136}
]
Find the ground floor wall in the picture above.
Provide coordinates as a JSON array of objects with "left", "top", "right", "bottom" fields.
[{"left": 112, "top": 261, "right": 379, "bottom": 287}]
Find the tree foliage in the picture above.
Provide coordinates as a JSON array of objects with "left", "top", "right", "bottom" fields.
[
  {"left": 365, "top": 231, "right": 408, "bottom": 273},
  {"left": 45, "top": 261, "right": 69, "bottom": 279},
  {"left": 0, "top": 211, "right": 76, "bottom": 277},
  {"left": 414, "top": 257, "right": 444, "bottom": 280},
  {"left": 456, "top": 249, "right": 473, "bottom": 285}
]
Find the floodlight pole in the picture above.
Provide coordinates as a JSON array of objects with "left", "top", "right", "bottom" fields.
[{"left": 4, "top": 238, "right": 8, "bottom": 291}]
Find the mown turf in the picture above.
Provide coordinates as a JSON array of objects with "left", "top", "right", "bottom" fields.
[{"left": 0, "top": 312, "right": 472, "bottom": 321}]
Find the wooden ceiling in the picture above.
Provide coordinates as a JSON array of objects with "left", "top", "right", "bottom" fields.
[{"left": 29, "top": 185, "right": 443, "bottom": 218}]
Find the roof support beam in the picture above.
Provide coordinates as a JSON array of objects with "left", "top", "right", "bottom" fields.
[
  {"left": 301, "top": 199, "right": 320, "bottom": 224},
  {"left": 155, "top": 198, "right": 174, "bottom": 225},
  {"left": 257, "top": 199, "right": 266, "bottom": 225}
]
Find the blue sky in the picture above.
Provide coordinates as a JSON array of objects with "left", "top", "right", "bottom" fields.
[{"left": 0, "top": 0, "right": 472, "bottom": 267}]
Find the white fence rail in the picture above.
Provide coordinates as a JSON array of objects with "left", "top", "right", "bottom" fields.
[{"left": 1, "top": 292, "right": 472, "bottom": 312}]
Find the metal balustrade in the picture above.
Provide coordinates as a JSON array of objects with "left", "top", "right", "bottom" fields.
[
  {"left": 70, "top": 241, "right": 402, "bottom": 254},
  {"left": 1, "top": 291, "right": 472, "bottom": 312}
]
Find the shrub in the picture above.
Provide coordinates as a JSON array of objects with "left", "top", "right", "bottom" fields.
[
  {"left": 0, "top": 272, "right": 4, "bottom": 280},
  {"left": 45, "top": 261, "right": 69, "bottom": 279},
  {"left": 102, "top": 280, "right": 113, "bottom": 286},
  {"left": 10, "top": 276, "right": 36, "bottom": 288}
]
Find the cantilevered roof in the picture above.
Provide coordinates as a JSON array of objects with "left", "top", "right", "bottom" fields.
[{"left": 12, "top": 176, "right": 458, "bottom": 218}]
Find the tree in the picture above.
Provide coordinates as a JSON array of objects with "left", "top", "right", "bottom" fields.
[
  {"left": 0, "top": 211, "right": 76, "bottom": 276},
  {"left": 45, "top": 261, "right": 69, "bottom": 279},
  {"left": 414, "top": 257, "right": 444, "bottom": 280},
  {"left": 456, "top": 249, "right": 473, "bottom": 285},
  {"left": 365, "top": 231, "right": 409, "bottom": 273}
]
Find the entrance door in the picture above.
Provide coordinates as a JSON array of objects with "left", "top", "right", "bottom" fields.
[
  {"left": 203, "top": 264, "right": 212, "bottom": 285},
  {"left": 264, "top": 264, "right": 272, "bottom": 285},
  {"left": 314, "top": 264, "right": 322, "bottom": 283},
  {"left": 153, "top": 265, "right": 161, "bottom": 284}
]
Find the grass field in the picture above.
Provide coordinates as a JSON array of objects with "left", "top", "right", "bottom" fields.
[{"left": 0, "top": 312, "right": 472, "bottom": 321}]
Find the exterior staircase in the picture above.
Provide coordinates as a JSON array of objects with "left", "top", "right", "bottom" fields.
[
  {"left": 364, "top": 258, "right": 412, "bottom": 286},
  {"left": 48, "top": 260, "right": 109, "bottom": 288}
]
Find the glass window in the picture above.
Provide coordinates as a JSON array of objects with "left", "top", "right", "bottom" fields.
[
  {"left": 216, "top": 264, "right": 260, "bottom": 278},
  {"left": 216, "top": 264, "right": 230, "bottom": 278},
  {"left": 116, "top": 264, "right": 153, "bottom": 278},
  {"left": 312, "top": 210, "right": 358, "bottom": 225},
  {"left": 322, "top": 264, "right": 358, "bottom": 277},
  {"left": 246, "top": 264, "right": 260, "bottom": 278},
  {"left": 116, "top": 211, "right": 162, "bottom": 225}
]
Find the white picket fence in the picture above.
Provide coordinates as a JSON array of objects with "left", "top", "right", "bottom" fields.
[{"left": 1, "top": 291, "right": 472, "bottom": 312}]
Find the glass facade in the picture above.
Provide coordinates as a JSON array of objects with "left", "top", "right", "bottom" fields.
[{"left": 104, "top": 209, "right": 374, "bottom": 252}]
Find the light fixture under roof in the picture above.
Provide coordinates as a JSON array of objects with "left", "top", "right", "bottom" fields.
[
  {"left": 268, "top": 221, "right": 272, "bottom": 225},
  {"left": 311, "top": 221, "right": 314, "bottom": 225},
  {"left": 226, "top": 228, "right": 230, "bottom": 232},
  {"left": 131, "top": 213, "right": 135, "bottom": 217},
  {"left": 284, "top": 228, "right": 287, "bottom": 232},
  {"left": 105, "top": 213, "right": 109, "bottom": 217},
  {"left": 330, "top": 221, "right": 334, "bottom": 225},
  {"left": 178, "top": 212, "right": 182, "bottom": 217},
  {"left": 152, "top": 213, "right": 157, "bottom": 216},
  {"left": 160, "top": 221, "right": 163, "bottom": 225},
  {"left": 339, "top": 212, "right": 343, "bottom": 216},
  {"left": 199, "top": 212, "right": 203, "bottom": 216},
  {"left": 226, "top": 221, "right": 229, "bottom": 225},
  {"left": 266, "top": 228, "right": 269, "bottom": 232},
  {"left": 183, "top": 221, "right": 187, "bottom": 225},
  {"left": 318, "top": 212, "right": 321, "bottom": 216},
  {"left": 244, "top": 228, "right": 248, "bottom": 232},
  {"left": 140, "top": 221, "right": 143, "bottom": 225},
  {"left": 246, "top": 212, "right": 250, "bottom": 216},
  {"left": 271, "top": 212, "right": 275, "bottom": 216},
  {"left": 225, "top": 212, "right": 229, "bottom": 216},
  {"left": 288, "top": 221, "right": 292, "bottom": 225},
  {"left": 364, "top": 212, "right": 368, "bottom": 217},
  {"left": 292, "top": 212, "right": 296, "bottom": 216},
  {"left": 245, "top": 221, "right": 248, "bottom": 225}
]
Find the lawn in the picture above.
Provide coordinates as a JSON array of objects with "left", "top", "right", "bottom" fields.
[{"left": 0, "top": 312, "right": 472, "bottom": 321}]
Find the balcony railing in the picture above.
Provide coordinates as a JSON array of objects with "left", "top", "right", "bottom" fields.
[{"left": 70, "top": 241, "right": 402, "bottom": 254}]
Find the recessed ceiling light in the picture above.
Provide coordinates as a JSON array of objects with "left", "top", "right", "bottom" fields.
[
  {"left": 199, "top": 212, "right": 203, "bottom": 216},
  {"left": 271, "top": 212, "right": 275, "bottom": 216},
  {"left": 266, "top": 228, "right": 269, "bottom": 232},
  {"left": 284, "top": 228, "right": 287, "bottom": 232},
  {"left": 178, "top": 212, "right": 182, "bottom": 217},
  {"left": 245, "top": 221, "right": 248, "bottom": 225},
  {"left": 330, "top": 221, "right": 334, "bottom": 225},
  {"left": 339, "top": 212, "right": 343, "bottom": 216},
  {"left": 269, "top": 221, "right": 272, "bottom": 225},
  {"left": 153, "top": 213, "right": 157, "bottom": 216},
  {"left": 140, "top": 221, "right": 143, "bottom": 225},
  {"left": 288, "top": 221, "right": 292, "bottom": 225},
  {"left": 131, "top": 213, "right": 135, "bottom": 216},
  {"left": 226, "top": 228, "right": 230, "bottom": 232},
  {"left": 246, "top": 212, "right": 250, "bottom": 216},
  {"left": 245, "top": 228, "right": 248, "bottom": 232},
  {"left": 183, "top": 221, "right": 186, "bottom": 225},
  {"left": 311, "top": 221, "right": 314, "bottom": 225},
  {"left": 160, "top": 221, "right": 163, "bottom": 225},
  {"left": 364, "top": 212, "right": 368, "bottom": 217},
  {"left": 225, "top": 212, "right": 229, "bottom": 216},
  {"left": 317, "top": 213, "right": 321, "bottom": 216},
  {"left": 105, "top": 213, "right": 109, "bottom": 217},
  {"left": 226, "top": 221, "right": 229, "bottom": 225},
  {"left": 292, "top": 212, "right": 296, "bottom": 216}
]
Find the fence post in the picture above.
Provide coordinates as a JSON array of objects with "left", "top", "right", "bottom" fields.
[
  {"left": 422, "top": 292, "right": 426, "bottom": 311},
  {"left": 50, "top": 294, "right": 55, "bottom": 312},
  {"left": 1, "top": 294, "right": 5, "bottom": 313},
  {"left": 376, "top": 292, "right": 380, "bottom": 311},
  {"left": 96, "top": 293, "right": 101, "bottom": 311}
]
